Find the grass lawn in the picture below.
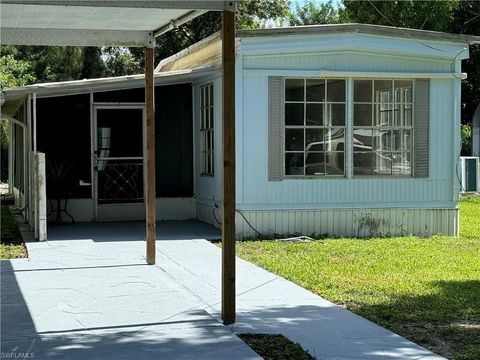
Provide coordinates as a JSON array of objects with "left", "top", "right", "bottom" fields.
[
  {"left": 0, "top": 205, "right": 27, "bottom": 259},
  {"left": 236, "top": 196, "right": 480, "bottom": 360}
]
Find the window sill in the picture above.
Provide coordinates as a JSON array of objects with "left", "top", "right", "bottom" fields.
[{"left": 284, "top": 175, "right": 346, "bottom": 180}]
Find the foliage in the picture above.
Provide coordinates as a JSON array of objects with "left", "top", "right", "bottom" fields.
[
  {"left": 342, "top": 0, "right": 458, "bottom": 31},
  {"left": 461, "top": 124, "right": 472, "bottom": 156},
  {"left": 239, "top": 334, "right": 314, "bottom": 360},
  {"left": 131, "top": 0, "right": 290, "bottom": 67},
  {"left": 0, "top": 54, "right": 37, "bottom": 179},
  {"left": 339, "top": 0, "right": 480, "bottom": 125},
  {"left": 0, "top": 205, "right": 27, "bottom": 259},
  {"left": 237, "top": 0, "right": 290, "bottom": 29},
  {"left": 235, "top": 198, "right": 480, "bottom": 360},
  {"left": 102, "top": 47, "right": 142, "bottom": 77},
  {"left": 0, "top": 205, "right": 19, "bottom": 243},
  {"left": 1, "top": 45, "right": 106, "bottom": 83},
  {"left": 0, "top": 54, "right": 36, "bottom": 90},
  {"left": 289, "top": 0, "right": 345, "bottom": 26}
]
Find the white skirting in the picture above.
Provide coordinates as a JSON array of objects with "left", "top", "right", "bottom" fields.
[{"left": 233, "top": 208, "right": 459, "bottom": 239}]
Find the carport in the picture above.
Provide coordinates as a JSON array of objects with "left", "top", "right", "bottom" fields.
[{"left": 1, "top": 0, "right": 238, "bottom": 324}]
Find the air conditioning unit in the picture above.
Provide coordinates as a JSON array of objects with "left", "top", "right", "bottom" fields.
[{"left": 460, "top": 157, "right": 480, "bottom": 193}]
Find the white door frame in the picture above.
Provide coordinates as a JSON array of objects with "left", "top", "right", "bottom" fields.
[{"left": 92, "top": 103, "right": 146, "bottom": 221}]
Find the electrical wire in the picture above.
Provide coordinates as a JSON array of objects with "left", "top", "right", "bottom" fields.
[
  {"left": 366, "top": 0, "right": 468, "bottom": 79},
  {"left": 235, "top": 209, "right": 273, "bottom": 240},
  {"left": 213, "top": 206, "right": 315, "bottom": 241}
]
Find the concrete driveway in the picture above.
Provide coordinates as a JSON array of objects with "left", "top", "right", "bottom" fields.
[{"left": 1, "top": 221, "right": 444, "bottom": 359}]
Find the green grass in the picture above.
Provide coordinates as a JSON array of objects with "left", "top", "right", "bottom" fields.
[
  {"left": 0, "top": 205, "right": 27, "bottom": 259},
  {"left": 239, "top": 334, "right": 314, "bottom": 360},
  {"left": 235, "top": 197, "right": 480, "bottom": 360}
]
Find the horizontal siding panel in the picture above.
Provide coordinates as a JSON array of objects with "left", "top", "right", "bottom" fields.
[{"left": 243, "top": 53, "right": 451, "bottom": 73}]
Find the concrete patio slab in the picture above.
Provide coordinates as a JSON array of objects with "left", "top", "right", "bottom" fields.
[
  {"left": 0, "top": 221, "right": 258, "bottom": 360},
  {"left": 154, "top": 234, "right": 446, "bottom": 360},
  {"left": 2, "top": 221, "right": 445, "bottom": 359}
]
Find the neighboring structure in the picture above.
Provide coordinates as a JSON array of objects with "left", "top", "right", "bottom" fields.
[
  {"left": 473, "top": 103, "right": 480, "bottom": 157},
  {"left": 3, "top": 24, "right": 480, "bottom": 238}
]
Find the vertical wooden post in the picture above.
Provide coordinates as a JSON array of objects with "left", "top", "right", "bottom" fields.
[
  {"left": 145, "top": 46, "right": 156, "bottom": 265},
  {"left": 221, "top": 10, "right": 236, "bottom": 325}
]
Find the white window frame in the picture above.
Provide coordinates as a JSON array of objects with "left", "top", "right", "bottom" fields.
[
  {"left": 353, "top": 79, "right": 414, "bottom": 177},
  {"left": 200, "top": 83, "right": 214, "bottom": 176},
  {"left": 282, "top": 77, "right": 415, "bottom": 178},
  {"left": 284, "top": 77, "right": 347, "bottom": 178}
]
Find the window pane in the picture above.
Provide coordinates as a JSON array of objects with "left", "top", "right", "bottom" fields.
[
  {"left": 392, "top": 152, "right": 411, "bottom": 175},
  {"left": 353, "top": 129, "right": 373, "bottom": 151},
  {"left": 285, "top": 103, "right": 304, "bottom": 125},
  {"left": 209, "top": 85, "right": 214, "bottom": 106},
  {"left": 306, "top": 79, "right": 325, "bottom": 102},
  {"left": 305, "top": 152, "right": 325, "bottom": 175},
  {"left": 374, "top": 129, "right": 391, "bottom": 151},
  {"left": 306, "top": 104, "right": 323, "bottom": 126},
  {"left": 354, "top": 104, "right": 372, "bottom": 126},
  {"left": 394, "top": 80, "right": 413, "bottom": 103},
  {"left": 286, "top": 153, "right": 305, "bottom": 175},
  {"left": 327, "top": 103, "right": 345, "bottom": 126},
  {"left": 394, "top": 105, "right": 412, "bottom": 126},
  {"left": 373, "top": 152, "right": 392, "bottom": 175},
  {"left": 375, "top": 103, "right": 394, "bottom": 126},
  {"left": 326, "top": 79, "right": 346, "bottom": 102},
  {"left": 210, "top": 107, "right": 214, "bottom": 128},
  {"left": 286, "top": 79, "right": 304, "bottom": 101},
  {"left": 324, "top": 128, "right": 344, "bottom": 152},
  {"left": 353, "top": 152, "right": 372, "bottom": 175},
  {"left": 306, "top": 129, "right": 324, "bottom": 151},
  {"left": 326, "top": 152, "right": 344, "bottom": 175},
  {"left": 374, "top": 79, "right": 393, "bottom": 94},
  {"left": 392, "top": 129, "right": 411, "bottom": 151},
  {"left": 285, "top": 129, "right": 304, "bottom": 151},
  {"left": 354, "top": 80, "right": 372, "bottom": 102}
]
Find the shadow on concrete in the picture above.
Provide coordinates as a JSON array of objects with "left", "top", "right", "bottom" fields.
[
  {"left": 47, "top": 220, "right": 220, "bottom": 242},
  {"left": 234, "top": 302, "right": 447, "bottom": 360},
  {"left": 0, "top": 260, "right": 38, "bottom": 355},
  {"left": 1, "top": 258, "right": 256, "bottom": 360},
  {"left": 347, "top": 280, "right": 480, "bottom": 359}
]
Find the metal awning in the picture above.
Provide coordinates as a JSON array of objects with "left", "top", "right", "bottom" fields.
[
  {"left": 0, "top": 0, "right": 237, "bottom": 47},
  {"left": 1, "top": 0, "right": 238, "bottom": 324},
  {"left": 1, "top": 67, "right": 217, "bottom": 116}
]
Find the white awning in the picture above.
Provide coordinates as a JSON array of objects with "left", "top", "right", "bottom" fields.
[
  {"left": 0, "top": 0, "right": 238, "bottom": 47},
  {"left": 1, "top": 67, "right": 217, "bottom": 116}
]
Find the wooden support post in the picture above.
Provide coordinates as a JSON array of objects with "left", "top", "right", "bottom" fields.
[
  {"left": 145, "top": 46, "right": 156, "bottom": 265},
  {"left": 221, "top": 10, "right": 236, "bottom": 325}
]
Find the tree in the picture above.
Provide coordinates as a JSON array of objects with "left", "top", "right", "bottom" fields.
[
  {"left": 0, "top": 54, "right": 36, "bottom": 90},
  {"left": 1, "top": 45, "right": 106, "bottom": 83},
  {"left": 342, "top": 0, "right": 458, "bottom": 32},
  {"left": 289, "top": 0, "right": 345, "bottom": 26},
  {"left": 342, "top": 0, "right": 480, "bottom": 125},
  {"left": 131, "top": 0, "right": 290, "bottom": 68},
  {"left": 103, "top": 47, "right": 142, "bottom": 77},
  {"left": 449, "top": 1, "right": 480, "bottom": 125},
  {"left": 0, "top": 55, "right": 36, "bottom": 181}
]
